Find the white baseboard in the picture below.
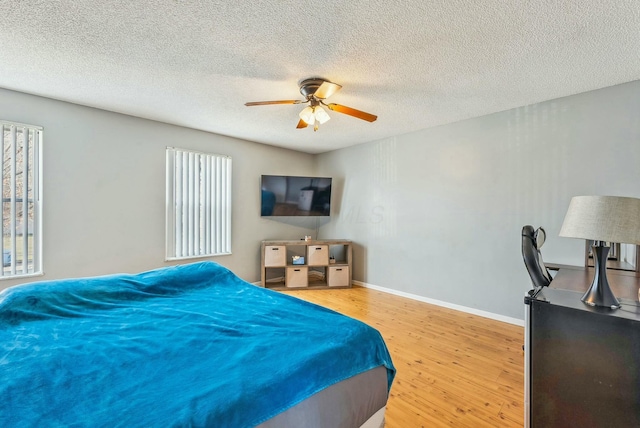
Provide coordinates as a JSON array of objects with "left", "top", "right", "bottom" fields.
[{"left": 352, "top": 280, "right": 524, "bottom": 327}]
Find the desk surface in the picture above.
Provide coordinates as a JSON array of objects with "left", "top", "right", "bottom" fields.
[{"left": 550, "top": 267, "right": 640, "bottom": 301}]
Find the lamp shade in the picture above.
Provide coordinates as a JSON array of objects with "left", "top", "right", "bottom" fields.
[
  {"left": 559, "top": 196, "right": 640, "bottom": 245},
  {"left": 299, "top": 106, "right": 315, "bottom": 125},
  {"left": 314, "top": 106, "right": 330, "bottom": 124}
]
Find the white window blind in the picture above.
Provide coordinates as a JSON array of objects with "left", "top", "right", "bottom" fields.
[
  {"left": 0, "top": 120, "right": 43, "bottom": 278},
  {"left": 166, "top": 147, "right": 231, "bottom": 260}
]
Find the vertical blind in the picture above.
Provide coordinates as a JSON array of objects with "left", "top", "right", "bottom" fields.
[
  {"left": 166, "top": 147, "right": 231, "bottom": 259},
  {"left": 0, "top": 120, "right": 42, "bottom": 278}
]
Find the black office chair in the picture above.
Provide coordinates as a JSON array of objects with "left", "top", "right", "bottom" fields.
[{"left": 521, "top": 225, "right": 553, "bottom": 288}]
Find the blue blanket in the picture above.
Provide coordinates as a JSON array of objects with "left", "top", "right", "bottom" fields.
[{"left": 0, "top": 261, "right": 394, "bottom": 427}]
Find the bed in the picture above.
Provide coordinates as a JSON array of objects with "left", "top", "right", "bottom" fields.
[{"left": 0, "top": 261, "right": 395, "bottom": 427}]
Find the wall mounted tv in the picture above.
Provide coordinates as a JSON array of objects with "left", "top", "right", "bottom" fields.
[{"left": 261, "top": 175, "right": 332, "bottom": 217}]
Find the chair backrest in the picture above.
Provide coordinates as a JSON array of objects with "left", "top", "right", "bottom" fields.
[{"left": 522, "top": 225, "right": 552, "bottom": 288}]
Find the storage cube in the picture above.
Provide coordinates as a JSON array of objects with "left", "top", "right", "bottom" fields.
[
  {"left": 286, "top": 267, "right": 308, "bottom": 288},
  {"left": 327, "top": 266, "right": 349, "bottom": 287},
  {"left": 307, "top": 245, "right": 329, "bottom": 266},
  {"left": 264, "top": 246, "right": 286, "bottom": 267}
]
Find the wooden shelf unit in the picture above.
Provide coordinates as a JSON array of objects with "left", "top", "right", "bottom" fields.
[{"left": 260, "top": 239, "right": 352, "bottom": 290}]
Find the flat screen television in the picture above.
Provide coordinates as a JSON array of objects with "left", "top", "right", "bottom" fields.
[{"left": 261, "top": 175, "right": 332, "bottom": 217}]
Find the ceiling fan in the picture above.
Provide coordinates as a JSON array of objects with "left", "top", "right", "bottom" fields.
[{"left": 245, "top": 78, "right": 377, "bottom": 131}]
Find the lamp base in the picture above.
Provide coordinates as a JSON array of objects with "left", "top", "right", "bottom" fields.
[{"left": 582, "top": 244, "right": 621, "bottom": 309}]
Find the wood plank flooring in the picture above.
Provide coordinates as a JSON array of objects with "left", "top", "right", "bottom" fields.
[{"left": 282, "top": 286, "right": 525, "bottom": 428}]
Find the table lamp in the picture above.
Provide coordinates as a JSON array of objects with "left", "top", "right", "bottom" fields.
[{"left": 559, "top": 195, "right": 640, "bottom": 309}]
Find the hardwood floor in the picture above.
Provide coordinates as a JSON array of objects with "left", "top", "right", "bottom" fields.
[{"left": 282, "top": 286, "right": 525, "bottom": 427}]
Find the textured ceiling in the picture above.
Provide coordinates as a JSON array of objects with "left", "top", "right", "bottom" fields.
[{"left": 1, "top": 1, "right": 639, "bottom": 154}]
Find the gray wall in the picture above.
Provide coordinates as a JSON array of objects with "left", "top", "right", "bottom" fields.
[
  {"left": 316, "top": 81, "right": 640, "bottom": 320},
  {"left": 0, "top": 88, "right": 318, "bottom": 291}
]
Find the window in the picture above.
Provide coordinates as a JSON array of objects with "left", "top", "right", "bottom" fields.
[
  {"left": 0, "top": 120, "right": 43, "bottom": 278},
  {"left": 166, "top": 147, "right": 231, "bottom": 260}
]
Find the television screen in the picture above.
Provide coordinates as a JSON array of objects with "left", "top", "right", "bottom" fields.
[{"left": 261, "top": 175, "right": 332, "bottom": 217}]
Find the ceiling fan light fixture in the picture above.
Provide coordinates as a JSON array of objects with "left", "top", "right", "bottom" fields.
[
  {"left": 299, "top": 106, "right": 315, "bottom": 125},
  {"left": 314, "top": 106, "right": 330, "bottom": 124}
]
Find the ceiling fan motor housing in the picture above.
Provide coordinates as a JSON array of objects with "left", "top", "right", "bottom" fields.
[{"left": 299, "top": 78, "right": 328, "bottom": 99}]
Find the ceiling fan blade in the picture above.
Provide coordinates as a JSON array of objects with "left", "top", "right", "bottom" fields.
[
  {"left": 326, "top": 103, "right": 377, "bottom": 122},
  {"left": 314, "top": 81, "right": 342, "bottom": 99},
  {"left": 245, "top": 100, "right": 303, "bottom": 106},
  {"left": 296, "top": 119, "right": 308, "bottom": 129}
]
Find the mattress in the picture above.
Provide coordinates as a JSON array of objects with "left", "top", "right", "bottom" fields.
[{"left": 258, "top": 366, "right": 388, "bottom": 428}]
